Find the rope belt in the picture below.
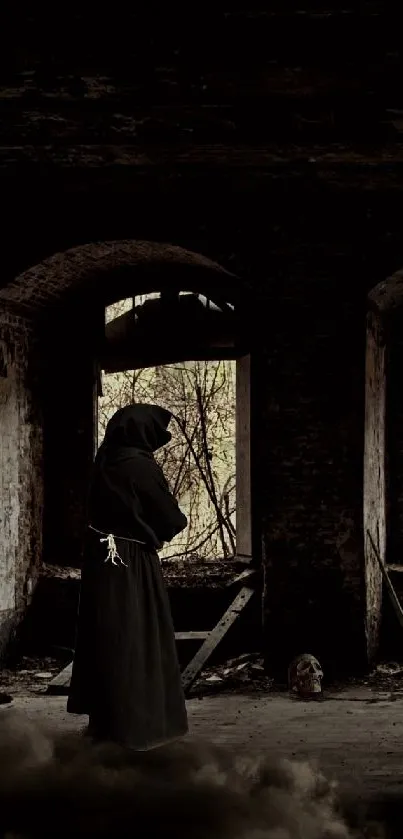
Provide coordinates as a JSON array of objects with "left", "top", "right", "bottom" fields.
[{"left": 88, "top": 525, "right": 146, "bottom": 567}]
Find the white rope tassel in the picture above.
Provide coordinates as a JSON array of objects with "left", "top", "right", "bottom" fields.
[{"left": 100, "top": 534, "right": 128, "bottom": 566}]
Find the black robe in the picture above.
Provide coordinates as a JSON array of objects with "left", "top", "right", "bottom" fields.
[{"left": 67, "top": 403, "right": 189, "bottom": 750}]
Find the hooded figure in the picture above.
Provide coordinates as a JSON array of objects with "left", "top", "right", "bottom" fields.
[{"left": 67, "top": 403, "right": 188, "bottom": 750}]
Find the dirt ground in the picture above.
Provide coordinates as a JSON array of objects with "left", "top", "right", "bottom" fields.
[{"left": 2, "top": 655, "right": 403, "bottom": 816}]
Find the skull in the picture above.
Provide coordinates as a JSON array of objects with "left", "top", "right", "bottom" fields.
[{"left": 288, "top": 653, "right": 323, "bottom": 698}]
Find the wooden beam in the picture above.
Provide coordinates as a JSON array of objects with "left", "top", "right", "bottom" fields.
[
  {"left": 2, "top": 160, "right": 403, "bottom": 196},
  {"left": 2, "top": 144, "right": 403, "bottom": 171},
  {"left": 363, "top": 310, "right": 387, "bottom": 664},
  {"left": 175, "top": 631, "right": 209, "bottom": 641},
  {"left": 47, "top": 661, "right": 72, "bottom": 694},
  {"left": 0, "top": 92, "right": 398, "bottom": 146},
  {"left": 181, "top": 585, "right": 255, "bottom": 693},
  {"left": 102, "top": 345, "right": 243, "bottom": 374}
]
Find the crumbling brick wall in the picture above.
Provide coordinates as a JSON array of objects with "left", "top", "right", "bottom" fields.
[
  {"left": 0, "top": 311, "right": 43, "bottom": 659},
  {"left": 258, "top": 282, "right": 367, "bottom": 678}
]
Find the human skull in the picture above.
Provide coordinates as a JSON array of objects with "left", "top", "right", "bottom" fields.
[{"left": 288, "top": 653, "right": 323, "bottom": 698}]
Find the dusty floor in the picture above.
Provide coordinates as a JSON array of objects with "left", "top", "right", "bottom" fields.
[{"left": 2, "top": 675, "right": 403, "bottom": 810}]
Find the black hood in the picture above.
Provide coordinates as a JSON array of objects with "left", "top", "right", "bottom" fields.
[{"left": 103, "top": 403, "right": 172, "bottom": 452}]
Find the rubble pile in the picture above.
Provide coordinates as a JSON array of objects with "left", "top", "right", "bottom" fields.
[
  {"left": 0, "top": 656, "right": 62, "bottom": 699},
  {"left": 191, "top": 652, "right": 275, "bottom": 696}
]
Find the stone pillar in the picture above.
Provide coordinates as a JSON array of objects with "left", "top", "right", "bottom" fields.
[{"left": 0, "top": 312, "right": 43, "bottom": 658}]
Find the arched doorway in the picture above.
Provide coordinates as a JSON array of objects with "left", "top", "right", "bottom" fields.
[{"left": 0, "top": 240, "right": 254, "bottom": 652}]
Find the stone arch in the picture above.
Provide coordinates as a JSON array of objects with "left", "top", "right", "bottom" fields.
[
  {"left": 0, "top": 241, "right": 254, "bottom": 583},
  {"left": 0, "top": 240, "right": 238, "bottom": 317},
  {"left": 364, "top": 268, "right": 403, "bottom": 663},
  {"left": 0, "top": 239, "right": 254, "bottom": 656}
]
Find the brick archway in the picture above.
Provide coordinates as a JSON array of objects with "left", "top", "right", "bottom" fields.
[
  {"left": 0, "top": 240, "right": 244, "bottom": 658},
  {"left": 0, "top": 240, "right": 237, "bottom": 318},
  {"left": 364, "top": 268, "right": 403, "bottom": 663}
]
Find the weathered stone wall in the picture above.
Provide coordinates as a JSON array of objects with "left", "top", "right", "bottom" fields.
[
  {"left": 0, "top": 312, "right": 43, "bottom": 658},
  {"left": 250, "top": 254, "right": 365, "bottom": 676}
]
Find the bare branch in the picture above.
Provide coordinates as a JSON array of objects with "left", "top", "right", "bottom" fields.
[{"left": 98, "top": 341, "right": 236, "bottom": 561}]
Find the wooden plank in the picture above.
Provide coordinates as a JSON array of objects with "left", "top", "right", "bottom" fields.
[
  {"left": 175, "top": 632, "right": 209, "bottom": 641},
  {"left": 2, "top": 144, "right": 403, "bottom": 173},
  {"left": 363, "top": 311, "right": 387, "bottom": 663},
  {"left": 47, "top": 661, "right": 73, "bottom": 694},
  {"left": 103, "top": 346, "right": 239, "bottom": 374},
  {"left": 1, "top": 96, "right": 396, "bottom": 147},
  {"left": 181, "top": 585, "right": 255, "bottom": 693}
]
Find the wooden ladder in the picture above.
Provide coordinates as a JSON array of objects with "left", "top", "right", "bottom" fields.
[
  {"left": 47, "top": 568, "right": 256, "bottom": 696},
  {"left": 47, "top": 567, "right": 258, "bottom": 697}
]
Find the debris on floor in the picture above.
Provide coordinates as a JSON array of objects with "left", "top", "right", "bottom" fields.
[
  {"left": 374, "top": 661, "right": 403, "bottom": 678},
  {"left": 363, "top": 661, "right": 403, "bottom": 697},
  {"left": 325, "top": 660, "right": 403, "bottom": 701},
  {"left": 190, "top": 656, "right": 403, "bottom": 699},
  {"left": 0, "top": 656, "right": 63, "bottom": 698},
  {"left": 1, "top": 651, "right": 274, "bottom": 702},
  {"left": 190, "top": 652, "right": 275, "bottom": 696},
  {"left": 162, "top": 556, "right": 254, "bottom": 588},
  {"left": 4, "top": 654, "right": 403, "bottom": 705}
]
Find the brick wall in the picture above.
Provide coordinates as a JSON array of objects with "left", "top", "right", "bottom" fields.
[
  {"left": 248, "top": 240, "right": 373, "bottom": 677},
  {"left": 0, "top": 310, "right": 43, "bottom": 659}
]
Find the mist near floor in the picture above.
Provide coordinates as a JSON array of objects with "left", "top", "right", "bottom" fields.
[{"left": 0, "top": 708, "right": 386, "bottom": 839}]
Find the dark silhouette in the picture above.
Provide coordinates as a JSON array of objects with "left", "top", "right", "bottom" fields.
[{"left": 67, "top": 404, "right": 188, "bottom": 750}]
